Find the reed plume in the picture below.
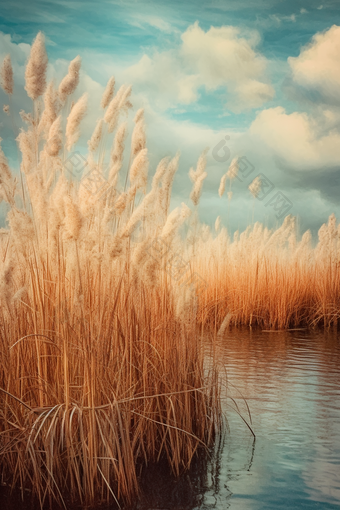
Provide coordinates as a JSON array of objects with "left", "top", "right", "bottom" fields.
[
  {"left": 88, "top": 118, "right": 104, "bottom": 153},
  {"left": 65, "top": 92, "right": 88, "bottom": 150},
  {"left": 46, "top": 115, "right": 62, "bottom": 156},
  {"left": 58, "top": 55, "right": 82, "bottom": 103},
  {"left": 108, "top": 122, "right": 127, "bottom": 185},
  {"left": 104, "top": 84, "right": 132, "bottom": 133},
  {"left": 39, "top": 81, "right": 59, "bottom": 134},
  {"left": 24, "top": 31, "right": 48, "bottom": 100},
  {"left": 129, "top": 147, "right": 148, "bottom": 189},
  {"left": 226, "top": 156, "right": 239, "bottom": 180},
  {"left": 215, "top": 216, "right": 221, "bottom": 232},
  {"left": 63, "top": 194, "right": 83, "bottom": 240},
  {"left": 101, "top": 76, "right": 115, "bottom": 109},
  {"left": 249, "top": 176, "right": 261, "bottom": 198},
  {"left": 131, "top": 108, "right": 146, "bottom": 156},
  {"left": 0, "top": 54, "right": 14, "bottom": 95},
  {"left": 218, "top": 173, "right": 227, "bottom": 197}
]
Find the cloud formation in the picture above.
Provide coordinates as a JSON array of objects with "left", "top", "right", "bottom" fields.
[
  {"left": 124, "top": 22, "right": 275, "bottom": 112},
  {"left": 248, "top": 106, "right": 340, "bottom": 171},
  {"left": 288, "top": 24, "right": 340, "bottom": 105}
]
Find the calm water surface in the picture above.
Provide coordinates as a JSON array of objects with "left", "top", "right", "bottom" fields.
[
  {"left": 138, "top": 329, "right": 340, "bottom": 510},
  {"left": 202, "top": 329, "right": 340, "bottom": 510}
]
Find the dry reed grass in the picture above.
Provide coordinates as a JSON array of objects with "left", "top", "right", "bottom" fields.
[
  {"left": 0, "top": 34, "right": 222, "bottom": 508},
  {"left": 192, "top": 214, "right": 340, "bottom": 330}
]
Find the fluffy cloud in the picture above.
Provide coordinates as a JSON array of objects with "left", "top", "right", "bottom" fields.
[
  {"left": 248, "top": 106, "right": 340, "bottom": 170},
  {"left": 123, "top": 22, "right": 274, "bottom": 112},
  {"left": 288, "top": 25, "right": 340, "bottom": 105}
]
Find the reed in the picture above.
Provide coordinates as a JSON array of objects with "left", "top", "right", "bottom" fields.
[
  {"left": 192, "top": 214, "right": 340, "bottom": 330},
  {"left": 0, "top": 35, "right": 222, "bottom": 508}
]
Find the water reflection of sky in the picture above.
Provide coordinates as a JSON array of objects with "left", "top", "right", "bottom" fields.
[{"left": 198, "top": 330, "right": 340, "bottom": 510}]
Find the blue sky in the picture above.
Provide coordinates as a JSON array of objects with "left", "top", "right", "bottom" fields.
[{"left": 1, "top": 0, "right": 340, "bottom": 236}]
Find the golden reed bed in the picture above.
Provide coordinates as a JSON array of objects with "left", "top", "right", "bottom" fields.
[{"left": 0, "top": 31, "right": 338, "bottom": 508}]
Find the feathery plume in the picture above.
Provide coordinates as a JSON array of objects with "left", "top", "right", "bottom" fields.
[
  {"left": 160, "top": 153, "right": 180, "bottom": 214},
  {"left": 104, "top": 85, "right": 132, "bottom": 133},
  {"left": 175, "top": 285, "right": 195, "bottom": 321},
  {"left": 161, "top": 203, "right": 191, "bottom": 241},
  {"left": 104, "top": 85, "right": 124, "bottom": 124},
  {"left": 189, "top": 149, "right": 208, "bottom": 206},
  {"left": 88, "top": 119, "right": 103, "bottom": 153},
  {"left": 122, "top": 188, "right": 157, "bottom": 237},
  {"left": 215, "top": 216, "right": 221, "bottom": 232},
  {"left": 0, "top": 260, "right": 14, "bottom": 307},
  {"left": 101, "top": 76, "right": 115, "bottom": 109},
  {"left": 109, "top": 85, "right": 132, "bottom": 132},
  {"left": 65, "top": 93, "right": 88, "bottom": 150},
  {"left": 114, "top": 185, "right": 136, "bottom": 215},
  {"left": 152, "top": 157, "right": 169, "bottom": 189},
  {"left": 129, "top": 148, "right": 148, "bottom": 189},
  {"left": 16, "top": 129, "right": 35, "bottom": 174},
  {"left": 119, "top": 85, "right": 132, "bottom": 113},
  {"left": 7, "top": 208, "right": 35, "bottom": 243},
  {"left": 0, "top": 142, "right": 12, "bottom": 182},
  {"left": 63, "top": 195, "right": 83, "bottom": 240},
  {"left": 58, "top": 56, "right": 81, "bottom": 103},
  {"left": 109, "top": 234, "right": 123, "bottom": 259},
  {"left": 19, "top": 110, "right": 33, "bottom": 124},
  {"left": 218, "top": 173, "right": 227, "bottom": 198},
  {"left": 189, "top": 147, "right": 209, "bottom": 183},
  {"left": 162, "top": 153, "right": 180, "bottom": 191},
  {"left": 131, "top": 108, "right": 146, "bottom": 156},
  {"left": 108, "top": 122, "right": 127, "bottom": 185},
  {"left": 0, "top": 139, "right": 15, "bottom": 205},
  {"left": 39, "top": 81, "right": 59, "bottom": 134},
  {"left": 226, "top": 157, "right": 239, "bottom": 180},
  {"left": 110, "top": 121, "right": 127, "bottom": 167},
  {"left": 25, "top": 32, "right": 48, "bottom": 100},
  {"left": 46, "top": 115, "right": 62, "bottom": 156},
  {"left": 190, "top": 171, "right": 207, "bottom": 206},
  {"left": 1, "top": 55, "right": 14, "bottom": 95},
  {"left": 162, "top": 152, "right": 180, "bottom": 203},
  {"left": 3, "top": 105, "right": 10, "bottom": 116},
  {"left": 249, "top": 176, "right": 261, "bottom": 198}
]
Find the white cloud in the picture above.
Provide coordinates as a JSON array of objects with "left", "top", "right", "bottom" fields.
[
  {"left": 288, "top": 25, "right": 340, "bottom": 104},
  {"left": 0, "top": 31, "right": 30, "bottom": 64},
  {"left": 123, "top": 22, "right": 274, "bottom": 112},
  {"left": 248, "top": 106, "right": 340, "bottom": 170}
]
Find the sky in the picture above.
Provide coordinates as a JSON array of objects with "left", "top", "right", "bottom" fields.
[{"left": 0, "top": 0, "right": 340, "bottom": 237}]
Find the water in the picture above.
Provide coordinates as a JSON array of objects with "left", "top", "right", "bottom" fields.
[
  {"left": 137, "top": 329, "right": 340, "bottom": 509},
  {"left": 203, "top": 329, "right": 340, "bottom": 510}
]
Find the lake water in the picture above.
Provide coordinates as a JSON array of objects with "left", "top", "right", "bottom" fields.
[{"left": 137, "top": 329, "right": 340, "bottom": 510}]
